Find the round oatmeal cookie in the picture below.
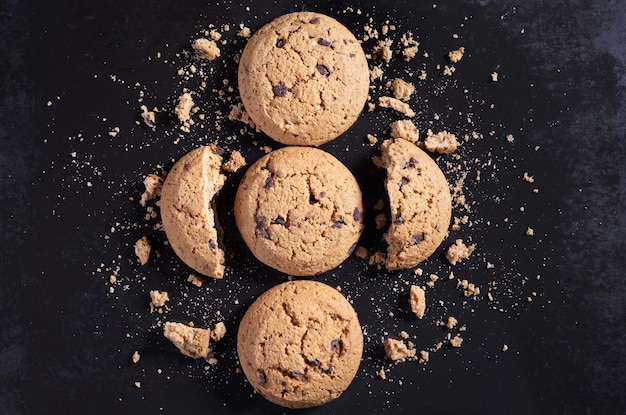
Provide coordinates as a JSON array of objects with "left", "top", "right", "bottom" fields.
[
  {"left": 238, "top": 12, "right": 369, "bottom": 146},
  {"left": 234, "top": 146, "right": 364, "bottom": 276},
  {"left": 160, "top": 145, "right": 226, "bottom": 278},
  {"left": 237, "top": 280, "right": 363, "bottom": 409},
  {"left": 380, "top": 138, "right": 452, "bottom": 270}
]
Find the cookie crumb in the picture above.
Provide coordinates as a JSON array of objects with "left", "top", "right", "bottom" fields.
[
  {"left": 490, "top": 71, "right": 499, "bottom": 82},
  {"left": 383, "top": 338, "right": 416, "bottom": 361},
  {"left": 192, "top": 38, "right": 221, "bottom": 60},
  {"left": 174, "top": 92, "right": 194, "bottom": 123},
  {"left": 525, "top": 227, "right": 535, "bottom": 236},
  {"left": 222, "top": 150, "right": 246, "bottom": 173},
  {"left": 448, "top": 46, "right": 465, "bottom": 63},
  {"left": 424, "top": 129, "right": 459, "bottom": 154},
  {"left": 370, "top": 65, "right": 384, "bottom": 82},
  {"left": 375, "top": 213, "right": 387, "bottom": 229},
  {"left": 446, "top": 239, "right": 475, "bottom": 265},
  {"left": 373, "top": 39, "right": 393, "bottom": 62},
  {"left": 409, "top": 285, "right": 426, "bottom": 319},
  {"left": 163, "top": 321, "right": 211, "bottom": 359},
  {"left": 187, "top": 273, "right": 205, "bottom": 287},
  {"left": 378, "top": 368, "right": 387, "bottom": 379},
  {"left": 391, "top": 78, "right": 415, "bottom": 101},
  {"left": 134, "top": 381, "right": 141, "bottom": 388},
  {"left": 523, "top": 172, "right": 535, "bottom": 183},
  {"left": 139, "top": 174, "right": 164, "bottom": 207},
  {"left": 366, "top": 133, "right": 379, "bottom": 145},
  {"left": 132, "top": 351, "right": 140, "bottom": 363},
  {"left": 378, "top": 96, "right": 415, "bottom": 117},
  {"left": 442, "top": 65, "right": 455, "bottom": 76},
  {"left": 355, "top": 246, "right": 368, "bottom": 259},
  {"left": 445, "top": 316, "right": 458, "bottom": 329},
  {"left": 502, "top": 344, "right": 509, "bottom": 352},
  {"left": 237, "top": 24, "right": 251, "bottom": 38},
  {"left": 211, "top": 321, "right": 227, "bottom": 341},
  {"left": 457, "top": 279, "right": 480, "bottom": 297},
  {"left": 140, "top": 105, "right": 156, "bottom": 128},
  {"left": 149, "top": 290, "right": 170, "bottom": 313},
  {"left": 134, "top": 236, "right": 152, "bottom": 265},
  {"left": 449, "top": 334, "right": 463, "bottom": 348},
  {"left": 506, "top": 134, "right": 514, "bottom": 143},
  {"left": 390, "top": 119, "right": 419, "bottom": 143},
  {"left": 418, "top": 350, "right": 429, "bottom": 364}
]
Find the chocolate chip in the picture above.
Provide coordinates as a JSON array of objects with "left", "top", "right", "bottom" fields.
[
  {"left": 258, "top": 371, "right": 267, "bottom": 384},
  {"left": 317, "top": 38, "right": 331, "bottom": 46},
  {"left": 394, "top": 214, "right": 404, "bottom": 224},
  {"left": 319, "top": 191, "right": 326, "bottom": 198},
  {"left": 274, "top": 217, "right": 288, "bottom": 227},
  {"left": 331, "top": 221, "right": 343, "bottom": 229},
  {"left": 309, "top": 193, "right": 318, "bottom": 204},
  {"left": 258, "top": 228, "right": 270, "bottom": 239},
  {"left": 306, "top": 358, "right": 321, "bottom": 367},
  {"left": 399, "top": 177, "right": 409, "bottom": 189},
  {"left": 208, "top": 239, "right": 217, "bottom": 250},
  {"left": 255, "top": 215, "right": 267, "bottom": 228},
  {"left": 264, "top": 175, "right": 273, "bottom": 189},
  {"left": 330, "top": 314, "right": 338, "bottom": 320},
  {"left": 322, "top": 366, "right": 333, "bottom": 375},
  {"left": 316, "top": 64, "right": 330, "bottom": 77},
  {"left": 331, "top": 339, "right": 343, "bottom": 353},
  {"left": 412, "top": 234, "right": 424, "bottom": 245},
  {"left": 403, "top": 157, "right": 420, "bottom": 169},
  {"left": 309, "top": 17, "right": 320, "bottom": 24},
  {"left": 276, "top": 38, "right": 285, "bottom": 48},
  {"left": 214, "top": 146, "right": 225, "bottom": 156},
  {"left": 349, "top": 53, "right": 356, "bottom": 58},
  {"left": 353, "top": 208, "right": 362, "bottom": 221},
  {"left": 273, "top": 84, "right": 287, "bottom": 97},
  {"left": 289, "top": 370, "right": 303, "bottom": 377},
  {"left": 183, "top": 163, "right": 190, "bottom": 171}
]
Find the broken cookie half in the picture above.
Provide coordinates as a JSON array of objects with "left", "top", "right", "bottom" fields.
[
  {"left": 380, "top": 138, "right": 452, "bottom": 270},
  {"left": 160, "top": 145, "right": 226, "bottom": 278}
]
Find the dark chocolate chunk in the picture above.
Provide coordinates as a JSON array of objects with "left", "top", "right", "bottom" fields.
[
  {"left": 317, "top": 38, "right": 331, "bottom": 46},
  {"left": 348, "top": 243, "right": 357, "bottom": 255},
  {"left": 309, "top": 193, "right": 318, "bottom": 204},
  {"left": 330, "top": 339, "right": 342, "bottom": 353},
  {"left": 393, "top": 214, "right": 404, "bottom": 224},
  {"left": 331, "top": 221, "right": 343, "bottom": 229},
  {"left": 349, "top": 53, "right": 356, "bottom": 58},
  {"left": 316, "top": 64, "right": 330, "bottom": 77},
  {"left": 208, "top": 239, "right": 217, "bottom": 250},
  {"left": 403, "top": 157, "right": 420, "bottom": 169},
  {"left": 399, "top": 177, "right": 410, "bottom": 189},
  {"left": 183, "top": 163, "right": 190, "bottom": 171},
  {"left": 319, "top": 191, "right": 326, "bottom": 198},
  {"left": 273, "top": 84, "right": 287, "bottom": 97},
  {"left": 306, "top": 357, "right": 321, "bottom": 367},
  {"left": 264, "top": 175, "right": 274, "bottom": 189},
  {"left": 274, "top": 217, "right": 288, "bottom": 227},
  {"left": 353, "top": 208, "right": 362, "bottom": 221},
  {"left": 255, "top": 215, "right": 270, "bottom": 239},
  {"left": 276, "top": 38, "right": 285, "bottom": 48},
  {"left": 309, "top": 17, "right": 320, "bottom": 24},
  {"left": 289, "top": 370, "right": 303, "bottom": 377},
  {"left": 213, "top": 146, "right": 225, "bottom": 156},
  {"left": 322, "top": 366, "right": 333, "bottom": 375},
  {"left": 412, "top": 234, "right": 424, "bottom": 245},
  {"left": 259, "top": 371, "right": 267, "bottom": 384}
]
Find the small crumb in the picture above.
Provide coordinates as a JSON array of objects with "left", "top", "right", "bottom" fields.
[
  {"left": 418, "top": 70, "right": 427, "bottom": 81},
  {"left": 457, "top": 279, "right": 480, "bottom": 297},
  {"left": 192, "top": 38, "right": 221, "bottom": 60},
  {"left": 418, "top": 350, "right": 429, "bottom": 364},
  {"left": 526, "top": 227, "right": 535, "bottom": 236},
  {"left": 523, "top": 172, "right": 535, "bottom": 183},
  {"left": 139, "top": 174, "right": 164, "bottom": 207},
  {"left": 175, "top": 92, "right": 194, "bottom": 123},
  {"left": 449, "top": 335, "right": 463, "bottom": 348},
  {"left": 443, "top": 65, "right": 455, "bottom": 76},
  {"left": 134, "top": 382, "right": 141, "bottom": 388},
  {"left": 366, "top": 134, "right": 378, "bottom": 145},
  {"left": 163, "top": 321, "right": 211, "bottom": 359},
  {"left": 448, "top": 46, "right": 465, "bottom": 63},
  {"left": 140, "top": 105, "right": 156, "bottom": 128},
  {"left": 391, "top": 78, "right": 415, "bottom": 101},
  {"left": 373, "top": 199, "right": 384, "bottom": 210},
  {"left": 378, "top": 368, "right": 386, "bottom": 379},
  {"left": 502, "top": 344, "right": 509, "bottom": 352},
  {"left": 375, "top": 213, "right": 387, "bottom": 229},
  {"left": 211, "top": 321, "right": 227, "bottom": 342},
  {"left": 409, "top": 285, "right": 426, "bottom": 319},
  {"left": 390, "top": 119, "right": 419, "bottom": 143},
  {"left": 446, "top": 316, "right": 458, "bottom": 329},
  {"left": 370, "top": 66, "right": 384, "bottom": 82},
  {"left": 399, "top": 331, "right": 409, "bottom": 339},
  {"left": 378, "top": 96, "right": 415, "bottom": 117},
  {"left": 424, "top": 129, "right": 459, "bottom": 154},
  {"left": 355, "top": 246, "right": 368, "bottom": 259},
  {"left": 134, "top": 236, "right": 152, "bottom": 265},
  {"left": 373, "top": 39, "right": 393, "bottom": 62},
  {"left": 187, "top": 274, "right": 205, "bottom": 287},
  {"left": 237, "top": 25, "right": 251, "bottom": 38},
  {"left": 491, "top": 72, "right": 499, "bottom": 82},
  {"left": 132, "top": 351, "right": 140, "bottom": 363},
  {"left": 506, "top": 134, "right": 514, "bottom": 143},
  {"left": 446, "top": 239, "right": 475, "bottom": 265},
  {"left": 383, "top": 338, "right": 416, "bottom": 361}
]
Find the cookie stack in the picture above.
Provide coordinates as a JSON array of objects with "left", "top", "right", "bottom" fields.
[{"left": 158, "top": 12, "right": 452, "bottom": 409}]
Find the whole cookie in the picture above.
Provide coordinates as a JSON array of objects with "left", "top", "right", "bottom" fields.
[
  {"left": 380, "top": 138, "right": 452, "bottom": 270},
  {"left": 160, "top": 145, "right": 226, "bottom": 278},
  {"left": 234, "top": 146, "right": 364, "bottom": 276},
  {"left": 237, "top": 280, "right": 363, "bottom": 408},
  {"left": 238, "top": 12, "right": 369, "bottom": 146}
]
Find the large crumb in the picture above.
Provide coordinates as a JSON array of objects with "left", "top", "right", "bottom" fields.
[
  {"left": 373, "top": 39, "right": 393, "bottom": 62},
  {"left": 448, "top": 47, "right": 465, "bottom": 63},
  {"left": 187, "top": 273, "right": 205, "bottom": 287},
  {"left": 174, "top": 92, "right": 194, "bottom": 123},
  {"left": 391, "top": 78, "right": 415, "bottom": 101},
  {"left": 449, "top": 334, "right": 463, "bottom": 348},
  {"left": 210, "top": 321, "right": 227, "bottom": 341},
  {"left": 192, "top": 38, "right": 221, "bottom": 60},
  {"left": 139, "top": 105, "right": 156, "bottom": 128},
  {"left": 424, "top": 129, "right": 460, "bottom": 154},
  {"left": 390, "top": 119, "right": 419, "bottom": 143},
  {"left": 409, "top": 285, "right": 426, "bottom": 319},
  {"left": 378, "top": 96, "right": 415, "bottom": 117},
  {"left": 446, "top": 239, "right": 476, "bottom": 265},
  {"left": 139, "top": 174, "right": 164, "bottom": 206},
  {"left": 222, "top": 150, "right": 246, "bottom": 173},
  {"left": 134, "top": 236, "right": 152, "bottom": 265},
  {"left": 163, "top": 321, "right": 211, "bottom": 359},
  {"left": 149, "top": 290, "right": 170, "bottom": 312},
  {"left": 383, "top": 338, "right": 416, "bottom": 361}
]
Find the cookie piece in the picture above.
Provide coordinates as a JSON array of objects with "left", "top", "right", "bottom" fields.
[
  {"left": 160, "top": 145, "right": 226, "bottom": 278},
  {"left": 238, "top": 12, "right": 369, "bottom": 146},
  {"left": 380, "top": 139, "right": 452, "bottom": 270},
  {"left": 237, "top": 280, "right": 363, "bottom": 408},
  {"left": 234, "top": 146, "right": 364, "bottom": 276},
  {"left": 163, "top": 321, "right": 211, "bottom": 359}
]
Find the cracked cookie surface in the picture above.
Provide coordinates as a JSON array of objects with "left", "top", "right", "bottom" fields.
[
  {"left": 234, "top": 146, "right": 364, "bottom": 276},
  {"left": 238, "top": 12, "right": 369, "bottom": 146},
  {"left": 237, "top": 280, "right": 363, "bottom": 408},
  {"left": 381, "top": 138, "right": 452, "bottom": 270},
  {"left": 160, "top": 145, "right": 226, "bottom": 278}
]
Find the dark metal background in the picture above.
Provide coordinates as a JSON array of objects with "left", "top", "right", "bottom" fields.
[{"left": 1, "top": 0, "right": 624, "bottom": 414}]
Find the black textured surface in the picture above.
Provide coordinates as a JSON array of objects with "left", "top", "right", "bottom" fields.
[{"left": 1, "top": 1, "right": 624, "bottom": 414}]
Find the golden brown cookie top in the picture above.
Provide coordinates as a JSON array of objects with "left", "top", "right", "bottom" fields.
[
  {"left": 234, "top": 146, "right": 364, "bottom": 276},
  {"left": 238, "top": 12, "right": 369, "bottom": 146},
  {"left": 237, "top": 280, "right": 363, "bottom": 408},
  {"left": 380, "top": 138, "right": 452, "bottom": 270}
]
